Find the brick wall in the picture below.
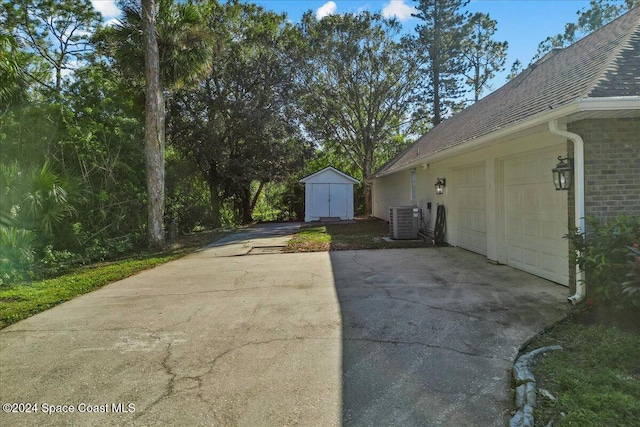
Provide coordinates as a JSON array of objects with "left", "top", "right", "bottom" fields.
[
  {"left": 566, "top": 117, "right": 640, "bottom": 292},
  {"left": 569, "top": 118, "right": 640, "bottom": 220}
]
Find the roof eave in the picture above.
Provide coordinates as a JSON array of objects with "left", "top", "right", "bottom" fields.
[
  {"left": 577, "top": 96, "right": 640, "bottom": 111},
  {"left": 370, "top": 96, "right": 640, "bottom": 180}
]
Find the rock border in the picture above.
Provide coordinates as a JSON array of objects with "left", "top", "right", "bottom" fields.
[{"left": 509, "top": 345, "right": 563, "bottom": 427}]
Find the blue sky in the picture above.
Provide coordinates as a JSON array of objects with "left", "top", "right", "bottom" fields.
[
  {"left": 248, "top": 0, "right": 593, "bottom": 87},
  {"left": 91, "top": 0, "right": 594, "bottom": 90}
]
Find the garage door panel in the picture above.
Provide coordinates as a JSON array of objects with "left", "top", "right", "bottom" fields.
[
  {"left": 510, "top": 246, "right": 523, "bottom": 263},
  {"left": 506, "top": 215, "right": 521, "bottom": 235},
  {"left": 517, "top": 245, "right": 564, "bottom": 276},
  {"left": 506, "top": 156, "right": 550, "bottom": 183},
  {"left": 539, "top": 251, "right": 559, "bottom": 273},
  {"left": 506, "top": 188, "right": 522, "bottom": 208},
  {"left": 523, "top": 219, "right": 539, "bottom": 238},
  {"left": 540, "top": 220, "right": 561, "bottom": 241},
  {"left": 541, "top": 191, "right": 562, "bottom": 210},
  {"left": 523, "top": 248, "right": 538, "bottom": 267},
  {"left": 504, "top": 148, "right": 569, "bottom": 285},
  {"left": 458, "top": 209, "right": 486, "bottom": 231},
  {"left": 454, "top": 163, "right": 487, "bottom": 256}
]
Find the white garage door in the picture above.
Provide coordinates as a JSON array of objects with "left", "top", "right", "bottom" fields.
[
  {"left": 503, "top": 147, "right": 569, "bottom": 285},
  {"left": 454, "top": 163, "right": 487, "bottom": 255}
]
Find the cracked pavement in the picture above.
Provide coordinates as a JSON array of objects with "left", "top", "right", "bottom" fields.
[{"left": 0, "top": 223, "right": 568, "bottom": 426}]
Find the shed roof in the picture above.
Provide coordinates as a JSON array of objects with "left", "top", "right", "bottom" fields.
[
  {"left": 373, "top": 6, "right": 640, "bottom": 178},
  {"left": 299, "top": 166, "right": 360, "bottom": 184}
]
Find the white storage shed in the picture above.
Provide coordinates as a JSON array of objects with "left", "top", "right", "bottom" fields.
[{"left": 300, "top": 167, "right": 359, "bottom": 222}]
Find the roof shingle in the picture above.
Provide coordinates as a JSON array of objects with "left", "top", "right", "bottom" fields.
[{"left": 374, "top": 7, "right": 640, "bottom": 177}]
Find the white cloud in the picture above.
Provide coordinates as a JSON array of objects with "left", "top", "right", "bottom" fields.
[
  {"left": 381, "top": 0, "right": 417, "bottom": 21},
  {"left": 316, "top": 1, "right": 337, "bottom": 19},
  {"left": 91, "top": 0, "right": 121, "bottom": 19},
  {"left": 104, "top": 18, "right": 120, "bottom": 27}
]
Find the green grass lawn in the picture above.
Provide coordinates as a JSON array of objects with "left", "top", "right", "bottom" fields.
[
  {"left": 285, "top": 218, "right": 429, "bottom": 252},
  {"left": 0, "top": 228, "right": 229, "bottom": 329},
  {"left": 525, "top": 311, "right": 640, "bottom": 427},
  {"left": 0, "top": 256, "right": 180, "bottom": 329}
]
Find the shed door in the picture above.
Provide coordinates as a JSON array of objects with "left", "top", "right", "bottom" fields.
[
  {"left": 329, "top": 184, "right": 348, "bottom": 218},
  {"left": 453, "top": 163, "right": 487, "bottom": 255},
  {"left": 503, "top": 147, "right": 568, "bottom": 285},
  {"left": 310, "top": 183, "right": 349, "bottom": 219},
  {"left": 312, "top": 184, "right": 330, "bottom": 218}
]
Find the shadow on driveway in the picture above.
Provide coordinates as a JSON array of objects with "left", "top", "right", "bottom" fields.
[
  {"left": 0, "top": 226, "right": 568, "bottom": 426},
  {"left": 207, "top": 222, "right": 303, "bottom": 247},
  {"left": 331, "top": 247, "right": 568, "bottom": 426}
]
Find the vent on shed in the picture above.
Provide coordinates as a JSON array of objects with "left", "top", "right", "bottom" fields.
[{"left": 389, "top": 206, "right": 419, "bottom": 239}]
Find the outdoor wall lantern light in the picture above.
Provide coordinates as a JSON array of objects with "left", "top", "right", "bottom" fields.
[
  {"left": 435, "top": 177, "right": 446, "bottom": 194},
  {"left": 552, "top": 156, "right": 573, "bottom": 191}
]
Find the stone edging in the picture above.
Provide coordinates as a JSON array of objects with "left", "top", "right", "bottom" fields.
[{"left": 509, "top": 345, "right": 563, "bottom": 427}]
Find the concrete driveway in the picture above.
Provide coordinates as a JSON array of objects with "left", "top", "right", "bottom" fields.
[{"left": 0, "top": 223, "right": 568, "bottom": 426}]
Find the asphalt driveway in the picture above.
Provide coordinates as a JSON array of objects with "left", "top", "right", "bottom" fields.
[{"left": 0, "top": 223, "right": 568, "bottom": 426}]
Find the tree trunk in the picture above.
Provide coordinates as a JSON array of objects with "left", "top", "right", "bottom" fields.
[
  {"left": 432, "top": 63, "right": 442, "bottom": 125},
  {"left": 363, "top": 184, "right": 372, "bottom": 217},
  {"left": 241, "top": 186, "right": 253, "bottom": 224},
  {"left": 363, "top": 150, "right": 373, "bottom": 216},
  {"left": 142, "top": 0, "right": 165, "bottom": 248},
  {"left": 55, "top": 66, "right": 62, "bottom": 93},
  {"left": 474, "top": 64, "right": 480, "bottom": 102},
  {"left": 250, "top": 182, "right": 265, "bottom": 215}
]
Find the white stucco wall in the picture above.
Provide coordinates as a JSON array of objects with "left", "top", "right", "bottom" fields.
[{"left": 372, "top": 129, "right": 568, "bottom": 266}]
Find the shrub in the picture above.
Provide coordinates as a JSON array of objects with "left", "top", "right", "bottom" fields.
[
  {"left": 0, "top": 227, "right": 36, "bottom": 285},
  {"left": 37, "top": 245, "right": 77, "bottom": 276},
  {"left": 0, "top": 161, "right": 78, "bottom": 285},
  {"left": 622, "top": 244, "right": 640, "bottom": 305},
  {"left": 566, "top": 215, "right": 640, "bottom": 308}
]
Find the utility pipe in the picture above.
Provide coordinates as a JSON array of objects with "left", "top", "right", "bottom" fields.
[{"left": 549, "top": 119, "right": 585, "bottom": 304}]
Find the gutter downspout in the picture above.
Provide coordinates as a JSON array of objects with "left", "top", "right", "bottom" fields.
[{"left": 549, "top": 119, "right": 586, "bottom": 305}]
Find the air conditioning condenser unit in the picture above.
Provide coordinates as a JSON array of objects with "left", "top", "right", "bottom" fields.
[{"left": 389, "top": 206, "right": 419, "bottom": 239}]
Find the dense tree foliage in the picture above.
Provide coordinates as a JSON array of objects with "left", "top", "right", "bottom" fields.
[
  {"left": 505, "top": 0, "right": 636, "bottom": 81},
  {"left": 505, "top": 59, "right": 523, "bottom": 82},
  {"left": 461, "top": 13, "right": 507, "bottom": 102},
  {"left": 0, "top": 161, "right": 78, "bottom": 283},
  {"left": 2, "top": 0, "right": 101, "bottom": 93},
  {"left": 532, "top": 0, "right": 639, "bottom": 61},
  {"left": 297, "top": 12, "right": 425, "bottom": 213},
  {"left": 2, "top": 0, "right": 556, "bottom": 284},
  {"left": 1, "top": 0, "right": 99, "bottom": 284},
  {"left": 410, "top": 1, "right": 510, "bottom": 113},
  {"left": 0, "top": 29, "right": 26, "bottom": 104},
  {"left": 61, "top": 61, "right": 147, "bottom": 251},
  {"left": 168, "top": 1, "right": 310, "bottom": 224},
  {"left": 411, "top": 0, "right": 469, "bottom": 125}
]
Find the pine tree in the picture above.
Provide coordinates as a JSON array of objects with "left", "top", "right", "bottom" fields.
[
  {"left": 461, "top": 13, "right": 507, "bottom": 102},
  {"left": 412, "top": 0, "right": 469, "bottom": 125}
]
